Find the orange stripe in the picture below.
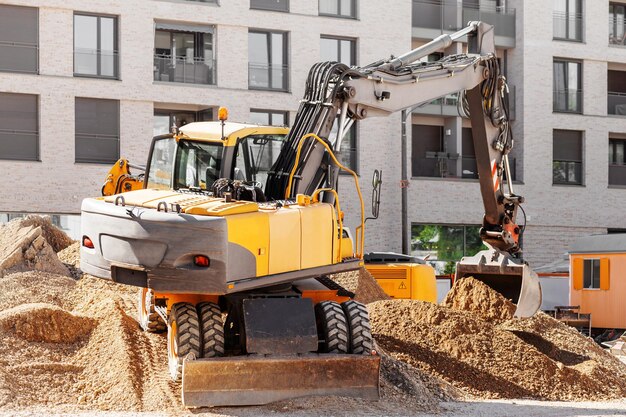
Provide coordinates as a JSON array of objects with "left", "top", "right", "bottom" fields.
[
  {"left": 491, "top": 161, "right": 498, "bottom": 177},
  {"left": 494, "top": 178, "right": 500, "bottom": 192}
]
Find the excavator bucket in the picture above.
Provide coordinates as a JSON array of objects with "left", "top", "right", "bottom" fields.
[
  {"left": 181, "top": 353, "right": 381, "bottom": 407},
  {"left": 455, "top": 247, "right": 542, "bottom": 318}
]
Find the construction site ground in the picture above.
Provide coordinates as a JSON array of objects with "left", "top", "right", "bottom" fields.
[{"left": 1, "top": 216, "right": 626, "bottom": 417}]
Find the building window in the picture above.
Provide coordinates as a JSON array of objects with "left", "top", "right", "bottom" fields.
[
  {"left": 583, "top": 259, "right": 601, "bottom": 289},
  {"left": 248, "top": 30, "right": 289, "bottom": 91},
  {"left": 154, "top": 23, "right": 216, "bottom": 85},
  {"left": 608, "top": 70, "right": 626, "bottom": 116},
  {"left": 74, "top": 14, "right": 118, "bottom": 78},
  {"left": 553, "top": 129, "right": 583, "bottom": 185},
  {"left": 75, "top": 98, "right": 119, "bottom": 164},
  {"left": 0, "top": 93, "right": 38, "bottom": 161},
  {"left": 411, "top": 124, "right": 461, "bottom": 178},
  {"left": 320, "top": 36, "right": 356, "bottom": 66},
  {"left": 411, "top": 224, "right": 486, "bottom": 274},
  {"left": 154, "top": 108, "right": 213, "bottom": 136},
  {"left": 319, "top": 0, "right": 356, "bottom": 18},
  {"left": 553, "top": 60, "right": 582, "bottom": 113},
  {"left": 0, "top": 5, "right": 38, "bottom": 74},
  {"left": 250, "top": 109, "right": 289, "bottom": 126},
  {"left": 251, "top": 0, "right": 289, "bottom": 12},
  {"left": 609, "top": 138, "right": 626, "bottom": 186},
  {"left": 553, "top": 0, "right": 582, "bottom": 41},
  {"left": 609, "top": 3, "right": 625, "bottom": 45}
]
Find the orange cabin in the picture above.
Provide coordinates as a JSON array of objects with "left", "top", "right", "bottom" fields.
[{"left": 569, "top": 234, "right": 626, "bottom": 329}]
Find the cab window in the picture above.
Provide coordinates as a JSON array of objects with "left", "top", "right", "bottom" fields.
[
  {"left": 234, "top": 134, "right": 285, "bottom": 188},
  {"left": 175, "top": 140, "right": 223, "bottom": 190},
  {"left": 146, "top": 137, "right": 177, "bottom": 190}
]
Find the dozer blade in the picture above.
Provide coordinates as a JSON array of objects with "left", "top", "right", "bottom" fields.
[
  {"left": 182, "top": 353, "right": 381, "bottom": 407},
  {"left": 455, "top": 247, "right": 542, "bottom": 318}
]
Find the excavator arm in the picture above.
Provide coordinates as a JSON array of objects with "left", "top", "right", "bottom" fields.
[{"left": 266, "top": 21, "right": 541, "bottom": 316}]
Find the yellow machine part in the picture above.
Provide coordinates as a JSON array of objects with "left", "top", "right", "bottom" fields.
[
  {"left": 101, "top": 159, "right": 144, "bottom": 196},
  {"left": 225, "top": 203, "right": 337, "bottom": 279},
  {"left": 366, "top": 263, "right": 437, "bottom": 302}
]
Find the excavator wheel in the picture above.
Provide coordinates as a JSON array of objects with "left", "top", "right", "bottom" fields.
[
  {"left": 315, "top": 301, "right": 349, "bottom": 354},
  {"left": 197, "top": 302, "right": 225, "bottom": 358},
  {"left": 168, "top": 302, "right": 201, "bottom": 382},
  {"left": 138, "top": 288, "right": 166, "bottom": 333},
  {"left": 341, "top": 300, "right": 374, "bottom": 355}
]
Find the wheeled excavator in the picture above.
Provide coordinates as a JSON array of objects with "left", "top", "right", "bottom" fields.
[{"left": 80, "top": 21, "right": 541, "bottom": 408}]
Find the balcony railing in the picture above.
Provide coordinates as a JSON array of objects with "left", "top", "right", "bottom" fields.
[
  {"left": 553, "top": 12, "right": 583, "bottom": 41},
  {"left": 74, "top": 48, "right": 119, "bottom": 78},
  {"left": 248, "top": 63, "right": 289, "bottom": 91},
  {"left": 0, "top": 41, "right": 38, "bottom": 74},
  {"left": 413, "top": 154, "right": 517, "bottom": 180},
  {"left": 154, "top": 55, "right": 216, "bottom": 85},
  {"left": 553, "top": 89, "right": 582, "bottom": 113},
  {"left": 609, "top": 164, "right": 626, "bottom": 186},
  {"left": 411, "top": 0, "right": 516, "bottom": 42},
  {"left": 413, "top": 86, "right": 516, "bottom": 120},
  {"left": 609, "top": 17, "right": 626, "bottom": 45},
  {"left": 608, "top": 92, "right": 626, "bottom": 116}
]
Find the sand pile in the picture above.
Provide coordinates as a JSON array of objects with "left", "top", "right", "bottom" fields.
[
  {"left": 331, "top": 268, "right": 390, "bottom": 304},
  {"left": 0, "top": 303, "right": 94, "bottom": 343},
  {"left": 0, "top": 216, "right": 446, "bottom": 415},
  {"left": 369, "top": 277, "right": 626, "bottom": 401},
  {"left": 442, "top": 276, "right": 516, "bottom": 323},
  {"left": 0, "top": 217, "right": 69, "bottom": 277}
]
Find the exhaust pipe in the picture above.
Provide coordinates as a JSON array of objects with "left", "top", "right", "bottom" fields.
[{"left": 455, "top": 247, "right": 542, "bottom": 318}]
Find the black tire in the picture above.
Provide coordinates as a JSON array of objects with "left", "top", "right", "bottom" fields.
[
  {"left": 341, "top": 300, "right": 374, "bottom": 355},
  {"left": 197, "top": 302, "right": 225, "bottom": 358},
  {"left": 167, "top": 302, "right": 201, "bottom": 382},
  {"left": 315, "top": 301, "right": 349, "bottom": 353},
  {"left": 137, "top": 288, "right": 166, "bottom": 333}
]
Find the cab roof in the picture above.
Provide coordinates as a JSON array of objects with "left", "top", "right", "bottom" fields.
[{"left": 178, "top": 121, "right": 289, "bottom": 146}]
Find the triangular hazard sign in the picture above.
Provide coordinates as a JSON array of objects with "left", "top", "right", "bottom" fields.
[{"left": 398, "top": 281, "right": 407, "bottom": 289}]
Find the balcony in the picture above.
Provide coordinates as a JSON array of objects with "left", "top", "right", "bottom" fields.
[
  {"left": 248, "top": 63, "right": 289, "bottom": 91},
  {"left": 154, "top": 55, "right": 216, "bottom": 85},
  {"left": 412, "top": 154, "right": 517, "bottom": 180},
  {"left": 553, "top": 89, "right": 582, "bottom": 113},
  {"left": 413, "top": 86, "right": 516, "bottom": 120},
  {"left": 412, "top": 0, "right": 516, "bottom": 48},
  {"left": 553, "top": 12, "right": 583, "bottom": 42},
  {"left": 608, "top": 92, "right": 626, "bottom": 116}
]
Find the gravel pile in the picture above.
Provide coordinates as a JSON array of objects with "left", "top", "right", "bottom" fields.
[
  {"left": 331, "top": 268, "right": 390, "bottom": 304},
  {"left": 369, "top": 277, "right": 626, "bottom": 401}
]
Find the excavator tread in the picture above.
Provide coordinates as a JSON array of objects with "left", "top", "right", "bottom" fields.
[
  {"left": 341, "top": 300, "right": 373, "bottom": 355},
  {"left": 169, "top": 302, "right": 201, "bottom": 381},
  {"left": 197, "top": 302, "right": 225, "bottom": 358},
  {"left": 315, "top": 301, "right": 349, "bottom": 353}
]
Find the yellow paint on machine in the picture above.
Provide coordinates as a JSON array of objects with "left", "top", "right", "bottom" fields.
[
  {"left": 268, "top": 208, "right": 301, "bottom": 274},
  {"left": 366, "top": 263, "right": 437, "bottom": 303},
  {"left": 299, "top": 203, "right": 334, "bottom": 269},
  {"left": 226, "top": 212, "right": 270, "bottom": 277}
]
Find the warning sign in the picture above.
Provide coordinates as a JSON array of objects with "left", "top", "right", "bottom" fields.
[{"left": 398, "top": 282, "right": 407, "bottom": 290}]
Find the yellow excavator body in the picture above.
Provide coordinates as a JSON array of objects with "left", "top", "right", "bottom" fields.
[{"left": 366, "top": 263, "right": 437, "bottom": 302}]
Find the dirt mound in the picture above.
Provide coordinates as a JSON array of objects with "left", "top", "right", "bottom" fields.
[
  {"left": 369, "top": 277, "right": 626, "bottom": 401},
  {"left": 0, "top": 303, "right": 94, "bottom": 343},
  {"left": 18, "top": 215, "right": 74, "bottom": 253},
  {"left": 331, "top": 267, "right": 390, "bottom": 304},
  {"left": 0, "top": 271, "right": 76, "bottom": 310},
  {"left": 442, "top": 276, "right": 516, "bottom": 323},
  {"left": 0, "top": 219, "right": 69, "bottom": 277},
  {"left": 58, "top": 242, "right": 82, "bottom": 279}
]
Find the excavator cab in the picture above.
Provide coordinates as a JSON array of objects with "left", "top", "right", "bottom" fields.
[{"left": 455, "top": 246, "right": 542, "bottom": 318}]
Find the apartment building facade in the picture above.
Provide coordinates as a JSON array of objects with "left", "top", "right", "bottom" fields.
[
  {"left": 408, "top": 0, "right": 626, "bottom": 268},
  {"left": 1, "top": 0, "right": 625, "bottom": 269},
  {"left": 0, "top": 0, "right": 407, "bottom": 248}
]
